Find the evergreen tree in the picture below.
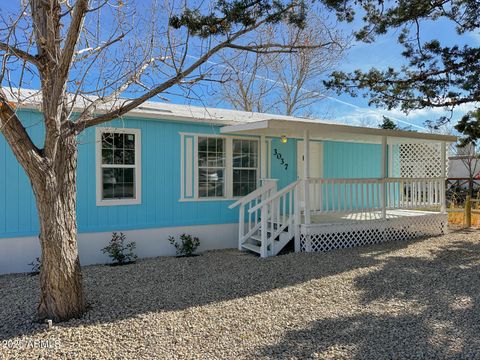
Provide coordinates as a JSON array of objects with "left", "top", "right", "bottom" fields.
[
  {"left": 378, "top": 116, "right": 398, "bottom": 130},
  {"left": 323, "top": 0, "right": 480, "bottom": 144}
]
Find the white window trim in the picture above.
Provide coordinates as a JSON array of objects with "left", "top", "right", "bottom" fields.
[
  {"left": 179, "top": 133, "right": 260, "bottom": 201},
  {"left": 95, "top": 127, "right": 142, "bottom": 206},
  {"left": 198, "top": 136, "right": 228, "bottom": 198},
  {"left": 232, "top": 138, "right": 260, "bottom": 198}
]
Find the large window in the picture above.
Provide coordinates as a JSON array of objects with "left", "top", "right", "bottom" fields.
[
  {"left": 183, "top": 135, "right": 259, "bottom": 200},
  {"left": 198, "top": 137, "right": 225, "bottom": 198},
  {"left": 233, "top": 139, "right": 258, "bottom": 197},
  {"left": 96, "top": 128, "right": 141, "bottom": 206}
]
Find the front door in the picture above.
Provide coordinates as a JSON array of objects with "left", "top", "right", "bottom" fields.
[
  {"left": 297, "top": 141, "right": 323, "bottom": 179},
  {"left": 297, "top": 141, "right": 324, "bottom": 210}
]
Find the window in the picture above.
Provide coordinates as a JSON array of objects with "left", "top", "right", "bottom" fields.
[
  {"left": 198, "top": 137, "right": 225, "bottom": 198},
  {"left": 233, "top": 139, "right": 258, "bottom": 197},
  {"left": 96, "top": 128, "right": 141, "bottom": 206},
  {"left": 181, "top": 134, "right": 260, "bottom": 200}
]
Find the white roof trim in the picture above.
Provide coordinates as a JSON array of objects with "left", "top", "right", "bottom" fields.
[
  {"left": 4, "top": 88, "right": 458, "bottom": 143},
  {"left": 220, "top": 119, "right": 457, "bottom": 143},
  {"left": 5, "top": 88, "right": 337, "bottom": 126}
]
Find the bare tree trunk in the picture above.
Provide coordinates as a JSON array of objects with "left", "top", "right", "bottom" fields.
[
  {"left": 0, "top": 0, "right": 315, "bottom": 322},
  {"left": 31, "top": 134, "right": 86, "bottom": 321},
  {"left": 469, "top": 177, "right": 474, "bottom": 198}
]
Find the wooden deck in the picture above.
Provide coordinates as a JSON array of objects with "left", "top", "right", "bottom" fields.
[{"left": 307, "top": 209, "right": 441, "bottom": 225}]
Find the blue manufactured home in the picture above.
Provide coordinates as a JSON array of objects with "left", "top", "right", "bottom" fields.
[{"left": 0, "top": 93, "right": 456, "bottom": 274}]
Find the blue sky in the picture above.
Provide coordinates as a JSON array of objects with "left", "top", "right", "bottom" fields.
[
  {"left": 318, "top": 16, "right": 479, "bottom": 131},
  {"left": 1, "top": 1, "right": 477, "bottom": 131},
  {"left": 160, "top": 4, "right": 479, "bottom": 132}
]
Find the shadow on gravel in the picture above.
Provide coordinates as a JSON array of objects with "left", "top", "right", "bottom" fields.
[
  {"left": 257, "top": 233, "right": 480, "bottom": 359},
  {"left": 0, "top": 235, "right": 422, "bottom": 341}
]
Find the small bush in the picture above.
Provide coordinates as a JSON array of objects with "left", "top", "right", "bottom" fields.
[
  {"left": 102, "top": 232, "right": 137, "bottom": 265},
  {"left": 168, "top": 233, "right": 200, "bottom": 257},
  {"left": 28, "top": 257, "right": 41, "bottom": 275}
]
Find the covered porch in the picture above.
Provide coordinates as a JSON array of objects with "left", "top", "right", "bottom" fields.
[{"left": 224, "top": 119, "right": 456, "bottom": 257}]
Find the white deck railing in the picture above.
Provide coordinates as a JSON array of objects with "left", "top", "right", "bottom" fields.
[
  {"left": 305, "top": 177, "right": 444, "bottom": 215},
  {"left": 229, "top": 180, "right": 278, "bottom": 251},
  {"left": 230, "top": 176, "right": 445, "bottom": 257},
  {"left": 248, "top": 180, "right": 301, "bottom": 256}
]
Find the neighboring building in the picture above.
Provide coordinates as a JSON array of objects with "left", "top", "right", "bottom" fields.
[
  {"left": 0, "top": 91, "right": 456, "bottom": 274},
  {"left": 448, "top": 147, "right": 480, "bottom": 179}
]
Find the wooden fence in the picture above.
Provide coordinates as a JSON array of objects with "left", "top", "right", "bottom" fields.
[
  {"left": 447, "top": 195, "right": 480, "bottom": 227},
  {"left": 446, "top": 178, "right": 480, "bottom": 207}
]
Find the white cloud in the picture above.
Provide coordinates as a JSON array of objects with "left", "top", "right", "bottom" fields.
[
  {"left": 324, "top": 97, "right": 479, "bottom": 131},
  {"left": 385, "top": 102, "right": 478, "bottom": 119}
]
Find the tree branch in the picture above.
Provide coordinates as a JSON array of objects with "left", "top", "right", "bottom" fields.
[
  {"left": 0, "top": 42, "right": 41, "bottom": 67},
  {"left": 225, "top": 41, "right": 339, "bottom": 54},
  {"left": 56, "top": 0, "right": 89, "bottom": 95},
  {"left": 0, "top": 90, "right": 43, "bottom": 175},
  {"left": 74, "top": 40, "right": 231, "bottom": 130},
  {"left": 73, "top": 13, "right": 280, "bottom": 131}
]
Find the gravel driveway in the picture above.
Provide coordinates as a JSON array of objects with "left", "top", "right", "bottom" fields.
[{"left": 1, "top": 229, "right": 480, "bottom": 359}]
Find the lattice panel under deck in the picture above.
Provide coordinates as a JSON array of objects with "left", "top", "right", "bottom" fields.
[
  {"left": 392, "top": 143, "right": 445, "bottom": 178},
  {"left": 300, "top": 214, "right": 447, "bottom": 252}
]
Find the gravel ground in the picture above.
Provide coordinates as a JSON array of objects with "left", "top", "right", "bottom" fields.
[{"left": 1, "top": 230, "right": 480, "bottom": 359}]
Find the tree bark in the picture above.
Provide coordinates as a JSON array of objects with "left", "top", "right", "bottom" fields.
[{"left": 31, "top": 134, "right": 86, "bottom": 321}]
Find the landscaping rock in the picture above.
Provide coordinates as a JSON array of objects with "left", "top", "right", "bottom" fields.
[{"left": 1, "top": 229, "right": 480, "bottom": 359}]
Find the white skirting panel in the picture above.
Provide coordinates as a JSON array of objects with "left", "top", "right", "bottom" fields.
[
  {"left": 300, "top": 214, "right": 447, "bottom": 252},
  {"left": 0, "top": 223, "right": 238, "bottom": 275}
]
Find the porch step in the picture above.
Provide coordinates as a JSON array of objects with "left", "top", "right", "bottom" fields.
[
  {"left": 241, "top": 242, "right": 261, "bottom": 254},
  {"left": 250, "top": 234, "right": 262, "bottom": 242},
  {"left": 243, "top": 229, "right": 293, "bottom": 256},
  {"left": 250, "top": 229, "right": 288, "bottom": 243}
]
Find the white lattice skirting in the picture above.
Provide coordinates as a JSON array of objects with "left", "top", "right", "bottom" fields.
[{"left": 300, "top": 214, "right": 447, "bottom": 252}]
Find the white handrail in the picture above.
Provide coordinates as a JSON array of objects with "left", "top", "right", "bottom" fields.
[
  {"left": 248, "top": 180, "right": 300, "bottom": 214},
  {"left": 248, "top": 180, "right": 300, "bottom": 256},
  {"left": 232, "top": 180, "right": 278, "bottom": 252},
  {"left": 229, "top": 181, "right": 277, "bottom": 209}
]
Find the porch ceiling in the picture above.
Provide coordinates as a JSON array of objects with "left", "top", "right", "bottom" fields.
[{"left": 220, "top": 119, "right": 457, "bottom": 144}]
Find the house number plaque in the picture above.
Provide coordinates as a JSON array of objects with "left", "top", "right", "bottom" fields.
[{"left": 273, "top": 149, "right": 288, "bottom": 170}]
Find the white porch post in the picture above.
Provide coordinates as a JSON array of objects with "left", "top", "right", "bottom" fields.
[
  {"left": 238, "top": 205, "right": 244, "bottom": 251},
  {"left": 440, "top": 141, "right": 447, "bottom": 213},
  {"left": 294, "top": 184, "right": 301, "bottom": 252},
  {"left": 381, "top": 136, "right": 387, "bottom": 219},
  {"left": 303, "top": 129, "right": 312, "bottom": 252},
  {"left": 260, "top": 134, "right": 267, "bottom": 183},
  {"left": 303, "top": 129, "right": 311, "bottom": 225}
]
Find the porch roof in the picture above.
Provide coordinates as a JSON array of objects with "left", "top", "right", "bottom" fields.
[{"left": 220, "top": 119, "right": 457, "bottom": 144}]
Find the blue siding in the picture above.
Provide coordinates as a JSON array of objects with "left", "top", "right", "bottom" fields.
[
  {"left": 323, "top": 141, "right": 382, "bottom": 178},
  {"left": 75, "top": 118, "right": 237, "bottom": 234},
  {"left": 0, "top": 110, "right": 240, "bottom": 238},
  {"left": 2, "top": 110, "right": 42, "bottom": 236},
  {"left": 0, "top": 110, "right": 386, "bottom": 239},
  {"left": 322, "top": 141, "right": 382, "bottom": 209}
]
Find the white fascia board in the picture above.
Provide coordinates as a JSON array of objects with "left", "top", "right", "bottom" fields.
[
  {"left": 11, "top": 89, "right": 458, "bottom": 143},
  {"left": 222, "top": 119, "right": 457, "bottom": 143}
]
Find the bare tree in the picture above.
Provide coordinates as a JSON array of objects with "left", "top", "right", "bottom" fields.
[
  {"left": 219, "top": 50, "right": 275, "bottom": 113},
  {"left": 0, "top": 0, "right": 328, "bottom": 321},
  {"left": 451, "top": 143, "right": 480, "bottom": 197},
  {"left": 219, "top": 15, "right": 345, "bottom": 116}
]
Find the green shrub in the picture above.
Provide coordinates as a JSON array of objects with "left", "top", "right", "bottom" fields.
[
  {"left": 102, "top": 232, "right": 137, "bottom": 265},
  {"left": 28, "top": 257, "right": 41, "bottom": 275},
  {"left": 168, "top": 233, "right": 200, "bottom": 257}
]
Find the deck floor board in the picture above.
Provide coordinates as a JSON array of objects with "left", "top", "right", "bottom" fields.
[{"left": 305, "top": 209, "right": 440, "bottom": 225}]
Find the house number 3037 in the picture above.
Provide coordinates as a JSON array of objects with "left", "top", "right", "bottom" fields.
[{"left": 273, "top": 149, "right": 288, "bottom": 170}]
